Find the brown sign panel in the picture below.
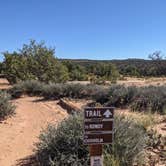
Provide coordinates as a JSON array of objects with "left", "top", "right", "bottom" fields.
[
  {"left": 84, "top": 107, "right": 114, "bottom": 145},
  {"left": 84, "top": 133, "right": 113, "bottom": 145},
  {"left": 84, "top": 121, "right": 113, "bottom": 132}
]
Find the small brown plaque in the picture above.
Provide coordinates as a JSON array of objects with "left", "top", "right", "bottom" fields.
[
  {"left": 84, "top": 133, "right": 113, "bottom": 145},
  {"left": 84, "top": 121, "right": 113, "bottom": 132}
]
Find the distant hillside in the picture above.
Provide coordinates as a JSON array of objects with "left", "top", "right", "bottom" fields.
[
  {"left": 60, "top": 59, "right": 166, "bottom": 77},
  {"left": 60, "top": 58, "right": 153, "bottom": 65}
]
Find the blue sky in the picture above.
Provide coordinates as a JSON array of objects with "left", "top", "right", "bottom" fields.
[{"left": 0, "top": 0, "right": 166, "bottom": 61}]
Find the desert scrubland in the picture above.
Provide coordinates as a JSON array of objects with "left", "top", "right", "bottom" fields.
[{"left": 0, "top": 41, "right": 166, "bottom": 166}]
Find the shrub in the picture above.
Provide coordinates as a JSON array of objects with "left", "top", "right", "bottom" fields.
[
  {"left": 131, "top": 86, "right": 166, "bottom": 114},
  {"left": 8, "top": 80, "right": 166, "bottom": 114},
  {"left": 36, "top": 113, "right": 147, "bottom": 166},
  {"left": 90, "top": 76, "right": 106, "bottom": 85},
  {"left": 106, "top": 85, "right": 138, "bottom": 107},
  {"left": 3, "top": 40, "right": 69, "bottom": 84},
  {"left": 0, "top": 91, "right": 15, "bottom": 120},
  {"left": 8, "top": 80, "right": 44, "bottom": 98},
  {"left": 120, "top": 111, "right": 159, "bottom": 130},
  {"left": 36, "top": 114, "right": 89, "bottom": 166},
  {"left": 41, "top": 83, "right": 65, "bottom": 99},
  {"left": 62, "top": 84, "right": 86, "bottom": 99},
  {"left": 91, "top": 86, "right": 110, "bottom": 104},
  {"left": 104, "top": 114, "right": 147, "bottom": 166},
  {"left": 8, "top": 81, "right": 107, "bottom": 100},
  {"left": 62, "top": 84, "right": 107, "bottom": 99},
  {"left": 97, "top": 85, "right": 166, "bottom": 114}
]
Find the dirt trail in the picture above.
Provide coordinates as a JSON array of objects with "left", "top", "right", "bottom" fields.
[{"left": 0, "top": 96, "right": 68, "bottom": 166}]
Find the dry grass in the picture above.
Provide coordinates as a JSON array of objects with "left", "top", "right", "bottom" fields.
[
  {"left": 117, "top": 77, "right": 166, "bottom": 87},
  {"left": 116, "top": 109, "right": 164, "bottom": 130}
]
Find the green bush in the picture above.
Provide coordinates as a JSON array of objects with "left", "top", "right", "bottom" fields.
[
  {"left": 8, "top": 81, "right": 166, "bottom": 114},
  {"left": 8, "top": 81, "right": 107, "bottom": 100},
  {"left": 92, "top": 86, "right": 110, "bottom": 104},
  {"left": 99, "top": 85, "right": 166, "bottom": 114},
  {"left": 41, "top": 83, "right": 66, "bottom": 99},
  {"left": 62, "top": 84, "right": 86, "bottom": 99},
  {"left": 3, "top": 40, "right": 69, "bottom": 84},
  {"left": 90, "top": 76, "right": 106, "bottom": 85},
  {"left": 62, "top": 84, "right": 107, "bottom": 99},
  {"left": 104, "top": 114, "right": 147, "bottom": 166},
  {"left": 8, "top": 80, "right": 44, "bottom": 98},
  {"left": 0, "top": 62, "right": 3, "bottom": 74},
  {"left": 0, "top": 91, "right": 15, "bottom": 120},
  {"left": 131, "top": 86, "right": 166, "bottom": 114},
  {"left": 36, "top": 114, "right": 89, "bottom": 166},
  {"left": 105, "top": 85, "right": 138, "bottom": 107},
  {"left": 36, "top": 113, "right": 147, "bottom": 166}
]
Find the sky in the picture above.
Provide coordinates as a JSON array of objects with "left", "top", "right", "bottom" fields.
[{"left": 0, "top": 0, "right": 166, "bottom": 61}]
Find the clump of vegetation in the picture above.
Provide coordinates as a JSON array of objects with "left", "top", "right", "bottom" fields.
[
  {"left": 3, "top": 40, "right": 69, "bottom": 84},
  {"left": 89, "top": 75, "right": 107, "bottom": 85},
  {"left": 95, "top": 85, "right": 166, "bottom": 114},
  {"left": 2, "top": 40, "right": 120, "bottom": 85},
  {"left": 36, "top": 113, "right": 147, "bottom": 166},
  {"left": 0, "top": 91, "right": 15, "bottom": 120},
  {"left": 121, "top": 112, "right": 159, "bottom": 130},
  {"left": 104, "top": 114, "right": 147, "bottom": 166},
  {"left": 62, "top": 61, "right": 88, "bottom": 81},
  {"left": 63, "top": 61, "right": 120, "bottom": 83},
  {"left": 2, "top": 40, "right": 166, "bottom": 85},
  {"left": 36, "top": 114, "right": 89, "bottom": 166},
  {"left": 131, "top": 86, "right": 166, "bottom": 114},
  {"left": 67, "top": 52, "right": 166, "bottom": 78},
  {"left": 0, "top": 62, "right": 4, "bottom": 74},
  {"left": 8, "top": 80, "right": 45, "bottom": 98},
  {"left": 41, "top": 83, "right": 64, "bottom": 99},
  {"left": 92, "top": 85, "right": 139, "bottom": 107},
  {"left": 107, "top": 85, "right": 138, "bottom": 107},
  {"left": 8, "top": 80, "right": 107, "bottom": 100},
  {"left": 8, "top": 80, "right": 166, "bottom": 114}
]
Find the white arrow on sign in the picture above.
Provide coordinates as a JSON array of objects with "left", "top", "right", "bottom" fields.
[{"left": 103, "top": 109, "right": 112, "bottom": 118}]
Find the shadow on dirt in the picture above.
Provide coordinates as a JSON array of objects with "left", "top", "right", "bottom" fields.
[{"left": 15, "top": 154, "right": 39, "bottom": 166}]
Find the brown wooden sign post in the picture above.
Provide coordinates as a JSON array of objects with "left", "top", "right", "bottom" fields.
[{"left": 84, "top": 107, "right": 114, "bottom": 166}]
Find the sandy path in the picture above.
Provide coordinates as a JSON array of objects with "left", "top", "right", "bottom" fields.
[{"left": 0, "top": 96, "right": 68, "bottom": 166}]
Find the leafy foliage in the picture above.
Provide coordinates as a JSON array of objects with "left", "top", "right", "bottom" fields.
[
  {"left": 3, "top": 40, "right": 69, "bottom": 84},
  {"left": 63, "top": 60, "right": 120, "bottom": 83},
  {"left": 0, "top": 62, "right": 3, "bottom": 74},
  {"left": 61, "top": 59, "right": 166, "bottom": 77},
  {"left": 0, "top": 91, "right": 15, "bottom": 120},
  {"left": 62, "top": 61, "right": 88, "bottom": 81}
]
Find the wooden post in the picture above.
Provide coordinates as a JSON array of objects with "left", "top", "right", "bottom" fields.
[{"left": 90, "top": 145, "right": 103, "bottom": 166}]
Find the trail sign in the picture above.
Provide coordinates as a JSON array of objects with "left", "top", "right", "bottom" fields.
[{"left": 84, "top": 107, "right": 114, "bottom": 145}]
